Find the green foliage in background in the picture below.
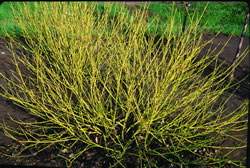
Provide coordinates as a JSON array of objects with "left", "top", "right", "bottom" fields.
[
  {"left": 143, "top": 2, "right": 249, "bottom": 37},
  {"left": 0, "top": 2, "right": 249, "bottom": 37}
]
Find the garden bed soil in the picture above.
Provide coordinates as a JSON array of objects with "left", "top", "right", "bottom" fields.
[{"left": 0, "top": 33, "right": 249, "bottom": 167}]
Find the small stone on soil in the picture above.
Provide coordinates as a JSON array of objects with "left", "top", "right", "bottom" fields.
[
  {"left": 69, "top": 153, "right": 75, "bottom": 158},
  {"left": 62, "top": 148, "right": 68, "bottom": 153}
]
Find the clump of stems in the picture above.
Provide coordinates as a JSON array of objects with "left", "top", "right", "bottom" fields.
[{"left": 0, "top": 2, "right": 248, "bottom": 168}]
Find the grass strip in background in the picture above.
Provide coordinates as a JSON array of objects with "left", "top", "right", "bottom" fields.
[{"left": 0, "top": 2, "right": 249, "bottom": 37}]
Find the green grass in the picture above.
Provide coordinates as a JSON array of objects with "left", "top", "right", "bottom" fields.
[
  {"left": 187, "top": 2, "right": 249, "bottom": 37},
  {"left": 0, "top": 2, "right": 134, "bottom": 37},
  {"left": 0, "top": 2, "right": 249, "bottom": 37},
  {"left": 139, "top": 2, "right": 249, "bottom": 37}
]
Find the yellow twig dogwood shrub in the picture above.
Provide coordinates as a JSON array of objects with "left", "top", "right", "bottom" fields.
[{"left": 0, "top": 2, "right": 248, "bottom": 168}]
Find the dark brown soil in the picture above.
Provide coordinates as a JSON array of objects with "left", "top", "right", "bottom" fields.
[{"left": 0, "top": 5, "right": 249, "bottom": 164}]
